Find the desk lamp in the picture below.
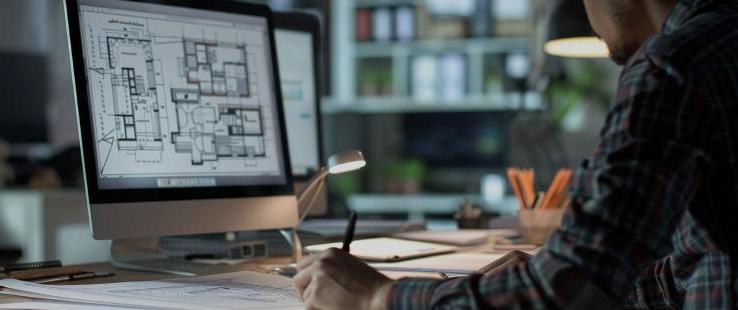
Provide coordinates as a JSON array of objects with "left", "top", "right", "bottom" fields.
[{"left": 282, "top": 150, "right": 367, "bottom": 261}]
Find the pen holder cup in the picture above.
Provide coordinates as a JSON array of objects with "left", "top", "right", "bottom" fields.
[
  {"left": 518, "top": 208, "right": 567, "bottom": 245},
  {"left": 455, "top": 215, "right": 483, "bottom": 229}
]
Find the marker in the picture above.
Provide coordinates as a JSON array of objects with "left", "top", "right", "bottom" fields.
[{"left": 35, "top": 271, "right": 115, "bottom": 284}]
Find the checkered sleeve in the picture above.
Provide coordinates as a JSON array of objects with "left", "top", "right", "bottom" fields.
[{"left": 387, "top": 53, "right": 712, "bottom": 309}]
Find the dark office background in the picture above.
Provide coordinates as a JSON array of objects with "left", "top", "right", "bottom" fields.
[{"left": 0, "top": 0, "right": 618, "bottom": 214}]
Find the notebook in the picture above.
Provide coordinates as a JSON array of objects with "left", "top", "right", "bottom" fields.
[{"left": 304, "top": 238, "right": 456, "bottom": 262}]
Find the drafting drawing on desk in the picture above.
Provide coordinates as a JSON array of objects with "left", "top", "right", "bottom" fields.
[
  {"left": 0, "top": 271, "right": 303, "bottom": 309},
  {"left": 103, "top": 278, "right": 300, "bottom": 304},
  {"left": 80, "top": 7, "right": 282, "bottom": 179}
]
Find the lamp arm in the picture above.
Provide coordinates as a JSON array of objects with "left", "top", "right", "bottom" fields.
[
  {"left": 299, "top": 178, "right": 325, "bottom": 222},
  {"left": 297, "top": 167, "right": 329, "bottom": 204}
]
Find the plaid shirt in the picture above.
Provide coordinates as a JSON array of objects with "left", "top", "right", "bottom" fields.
[{"left": 388, "top": 0, "right": 738, "bottom": 308}]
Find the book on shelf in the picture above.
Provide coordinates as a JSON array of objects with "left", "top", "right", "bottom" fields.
[
  {"left": 372, "top": 7, "right": 393, "bottom": 41},
  {"left": 416, "top": 5, "right": 467, "bottom": 40},
  {"left": 491, "top": 0, "right": 533, "bottom": 37},
  {"left": 356, "top": 8, "right": 372, "bottom": 41},
  {"left": 411, "top": 55, "right": 438, "bottom": 102},
  {"left": 394, "top": 6, "right": 415, "bottom": 41},
  {"left": 470, "top": 0, "right": 491, "bottom": 37},
  {"left": 440, "top": 53, "right": 466, "bottom": 101}
]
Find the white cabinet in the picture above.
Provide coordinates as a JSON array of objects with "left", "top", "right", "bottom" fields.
[{"left": 0, "top": 190, "right": 109, "bottom": 264}]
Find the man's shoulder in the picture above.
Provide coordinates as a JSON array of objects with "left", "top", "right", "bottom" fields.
[{"left": 636, "top": 8, "right": 738, "bottom": 76}]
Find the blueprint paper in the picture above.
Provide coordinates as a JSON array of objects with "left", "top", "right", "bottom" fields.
[{"left": 0, "top": 271, "right": 303, "bottom": 310}]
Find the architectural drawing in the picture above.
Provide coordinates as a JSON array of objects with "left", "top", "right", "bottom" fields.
[{"left": 80, "top": 6, "right": 282, "bottom": 178}]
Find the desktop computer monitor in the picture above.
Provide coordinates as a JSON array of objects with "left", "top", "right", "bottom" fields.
[
  {"left": 64, "top": 0, "right": 298, "bottom": 240},
  {"left": 274, "top": 12, "right": 322, "bottom": 178},
  {"left": 274, "top": 12, "right": 327, "bottom": 216}
]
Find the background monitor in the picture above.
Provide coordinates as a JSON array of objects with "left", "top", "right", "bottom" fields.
[
  {"left": 274, "top": 12, "right": 322, "bottom": 178},
  {"left": 274, "top": 12, "right": 328, "bottom": 216},
  {"left": 403, "top": 112, "right": 508, "bottom": 168},
  {"left": 0, "top": 52, "right": 48, "bottom": 145},
  {"left": 66, "top": 0, "right": 298, "bottom": 240}
]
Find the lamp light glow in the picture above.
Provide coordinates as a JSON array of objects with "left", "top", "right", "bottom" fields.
[
  {"left": 544, "top": 37, "right": 609, "bottom": 58},
  {"left": 327, "top": 151, "right": 366, "bottom": 174},
  {"left": 329, "top": 161, "right": 367, "bottom": 174},
  {"left": 544, "top": 0, "right": 610, "bottom": 59}
]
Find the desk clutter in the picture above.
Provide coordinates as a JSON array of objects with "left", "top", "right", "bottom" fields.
[{"left": 507, "top": 168, "right": 572, "bottom": 244}]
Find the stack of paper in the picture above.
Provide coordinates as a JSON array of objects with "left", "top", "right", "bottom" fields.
[{"left": 0, "top": 271, "right": 303, "bottom": 309}]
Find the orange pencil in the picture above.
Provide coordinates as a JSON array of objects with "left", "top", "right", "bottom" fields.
[
  {"left": 507, "top": 168, "right": 526, "bottom": 209},
  {"left": 541, "top": 169, "right": 563, "bottom": 209},
  {"left": 547, "top": 169, "right": 572, "bottom": 209},
  {"left": 522, "top": 169, "right": 535, "bottom": 205}
]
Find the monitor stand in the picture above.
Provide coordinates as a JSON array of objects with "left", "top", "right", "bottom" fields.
[
  {"left": 279, "top": 228, "right": 303, "bottom": 262},
  {"left": 109, "top": 238, "right": 207, "bottom": 276}
]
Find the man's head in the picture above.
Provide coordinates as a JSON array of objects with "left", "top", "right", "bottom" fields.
[{"left": 582, "top": 0, "right": 678, "bottom": 65}]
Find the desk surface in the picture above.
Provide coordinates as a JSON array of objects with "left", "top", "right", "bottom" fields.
[
  {"left": 0, "top": 257, "right": 293, "bottom": 304},
  {"left": 0, "top": 230, "right": 526, "bottom": 305},
  {"left": 55, "top": 257, "right": 293, "bottom": 285}
]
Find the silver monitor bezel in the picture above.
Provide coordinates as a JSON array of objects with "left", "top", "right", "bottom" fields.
[{"left": 64, "top": 0, "right": 298, "bottom": 239}]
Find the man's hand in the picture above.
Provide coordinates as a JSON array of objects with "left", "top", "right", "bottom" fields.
[{"left": 293, "top": 248, "right": 394, "bottom": 310}]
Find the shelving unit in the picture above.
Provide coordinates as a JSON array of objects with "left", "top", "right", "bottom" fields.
[
  {"left": 322, "top": 1, "right": 542, "bottom": 215},
  {"left": 354, "top": 37, "right": 528, "bottom": 58},
  {"left": 322, "top": 92, "right": 542, "bottom": 114},
  {"left": 329, "top": 0, "right": 539, "bottom": 113}
]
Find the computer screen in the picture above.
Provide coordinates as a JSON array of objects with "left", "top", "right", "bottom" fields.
[
  {"left": 403, "top": 112, "right": 508, "bottom": 167},
  {"left": 67, "top": 0, "right": 298, "bottom": 240},
  {"left": 275, "top": 29, "right": 320, "bottom": 177},
  {"left": 0, "top": 52, "right": 48, "bottom": 144},
  {"left": 76, "top": 0, "right": 289, "bottom": 190}
]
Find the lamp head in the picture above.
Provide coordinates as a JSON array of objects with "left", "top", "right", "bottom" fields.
[
  {"left": 327, "top": 150, "right": 366, "bottom": 174},
  {"left": 544, "top": 0, "right": 609, "bottom": 58}
]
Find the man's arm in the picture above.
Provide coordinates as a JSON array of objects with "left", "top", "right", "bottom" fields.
[{"left": 294, "top": 55, "right": 711, "bottom": 309}]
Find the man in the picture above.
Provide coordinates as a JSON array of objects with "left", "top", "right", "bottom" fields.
[{"left": 294, "top": 0, "right": 738, "bottom": 308}]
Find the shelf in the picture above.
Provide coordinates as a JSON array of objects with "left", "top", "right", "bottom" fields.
[
  {"left": 347, "top": 193, "right": 519, "bottom": 215},
  {"left": 354, "top": 37, "right": 529, "bottom": 58},
  {"left": 354, "top": 0, "right": 419, "bottom": 8},
  {"left": 322, "top": 93, "right": 542, "bottom": 114}
]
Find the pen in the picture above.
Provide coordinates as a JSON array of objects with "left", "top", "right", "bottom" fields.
[
  {"left": 0, "top": 260, "right": 62, "bottom": 273},
  {"left": 34, "top": 271, "right": 115, "bottom": 284},
  {"left": 342, "top": 211, "right": 358, "bottom": 253}
]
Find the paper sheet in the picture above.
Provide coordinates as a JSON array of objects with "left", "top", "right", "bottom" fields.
[
  {"left": 394, "top": 230, "right": 491, "bottom": 246},
  {"left": 371, "top": 252, "right": 506, "bottom": 275},
  {"left": 379, "top": 270, "right": 445, "bottom": 280},
  {"left": 0, "top": 300, "right": 132, "bottom": 310},
  {"left": 305, "top": 238, "right": 456, "bottom": 261},
  {"left": 0, "top": 271, "right": 303, "bottom": 310}
]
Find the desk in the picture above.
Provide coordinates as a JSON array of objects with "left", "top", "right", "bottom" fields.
[
  {"left": 0, "top": 256, "right": 293, "bottom": 305},
  {"left": 0, "top": 230, "right": 530, "bottom": 305},
  {"left": 57, "top": 258, "right": 293, "bottom": 285}
]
